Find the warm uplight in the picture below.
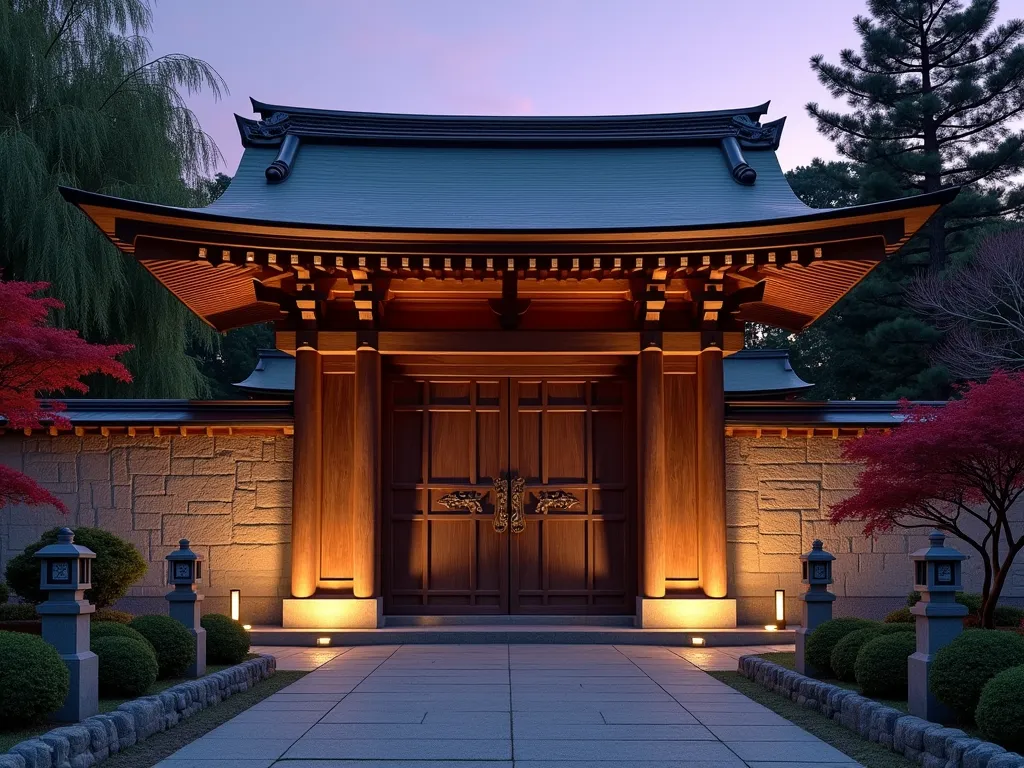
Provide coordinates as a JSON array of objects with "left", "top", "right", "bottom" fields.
[
  {"left": 230, "top": 589, "right": 240, "bottom": 622},
  {"left": 764, "top": 624, "right": 778, "bottom": 631},
  {"left": 242, "top": 624, "right": 252, "bottom": 631},
  {"left": 691, "top": 637, "right": 705, "bottom": 646},
  {"left": 775, "top": 589, "right": 786, "bottom": 630},
  {"left": 316, "top": 637, "right": 331, "bottom": 646}
]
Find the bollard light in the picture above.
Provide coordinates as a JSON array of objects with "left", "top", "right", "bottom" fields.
[
  {"left": 775, "top": 589, "right": 787, "bottom": 630},
  {"left": 230, "top": 589, "right": 241, "bottom": 621}
]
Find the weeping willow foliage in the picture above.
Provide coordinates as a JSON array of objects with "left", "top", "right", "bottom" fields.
[{"left": 0, "top": 0, "right": 229, "bottom": 396}]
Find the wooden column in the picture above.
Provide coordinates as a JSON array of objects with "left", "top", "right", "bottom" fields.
[
  {"left": 352, "top": 344, "right": 381, "bottom": 599},
  {"left": 639, "top": 345, "right": 667, "bottom": 598},
  {"left": 290, "top": 346, "right": 322, "bottom": 598},
  {"left": 697, "top": 347, "right": 728, "bottom": 598}
]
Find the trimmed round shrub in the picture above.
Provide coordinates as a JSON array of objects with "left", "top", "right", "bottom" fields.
[
  {"left": 93, "top": 636, "right": 158, "bottom": 696},
  {"left": 0, "top": 630, "right": 70, "bottom": 725},
  {"left": 5, "top": 527, "right": 146, "bottom": 608},
  {"left": 201, "top": 613, "right": 251, "bottom": 664},
  {"left": 91, "top": 621, "right": 151, "bottom": 648},
  {"left": 93, "top": 608, "right": 134, "bottom": 625},
  {"left": 804, "top": 618, "right": 877, "bottom": 677},
  {"left": 0, "top": 581, "right": 8, "bottom": 604},
  {"left": 831, "top": 624, "right": 910, "bottom": 682},
  {"left": 931, "top": 630, "right": 1024, "bottom": 719},
  {"left": 976, "top": 665, "right": 1024, "bottom": 750},
  {"left": 129, "top": 615, "right": 195, "bottom": 678},
  {"left": 884, "top": 606, "right": 914, "bottom": 624},
  {"left": 854, "top": 631, "right": 916, "bottom": 698}
]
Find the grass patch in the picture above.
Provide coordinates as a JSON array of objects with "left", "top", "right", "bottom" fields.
[
  {"left": 100, "top": 671, "right": 305, "bottom": 768},
  {"left": 0, "top": 654, "right": 270, "bottom": 752},
  {"left": 710, "top": 670, "right": 918, "bottom": 768}
]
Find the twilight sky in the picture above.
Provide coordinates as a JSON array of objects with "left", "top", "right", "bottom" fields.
[{"left": 148, "top": 0, "right": 873, "bottom": 176}]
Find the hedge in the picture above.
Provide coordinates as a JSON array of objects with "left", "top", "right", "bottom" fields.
[
  {"left": 854, "top": 631, "right": 916, "bottom": 698},
  {"left": 5, "top": 527, "right": 146, "bottom": 608},
  {"left": 830, "top": 624, "right": 909, "bottom": 682},
  {"left": 201, "top": 613, "right": 251, "bottom": 664},
  {"left": 975, "top": 664, "right": 1024, "bottom": 750},
  {"left": 930, "top": 629, "right": 1024, "bottom": 719},
  {"left": 804, "top": 617, "right": 877, "bottom": 677},
  {"left": 93, "top": 636, "right": 159, "bottom": 696},
  {"left": 129, "top": 615, "right": 195, "bottom": 678},
  {"left": 0, "top": 630, "right": 70, "bottom": 725}
]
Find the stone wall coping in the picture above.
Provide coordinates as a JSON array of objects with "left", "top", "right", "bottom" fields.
[
  {"left": 738, "top": 655, "right": 1024, "bottom": 768},
  {"left": 0, "top": 654, "right": 277, "bottom": 768}
]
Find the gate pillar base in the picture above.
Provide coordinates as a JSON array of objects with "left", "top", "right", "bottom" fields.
[
  {"left": 635, "top": 597, "right": 737, "bottom": 629},
  {"left": 282, "top": 597, "right": 383, "bottom": 629}
]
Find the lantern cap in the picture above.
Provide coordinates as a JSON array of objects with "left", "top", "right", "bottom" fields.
[
  {"left": 801, "top": 539, "right": 836, "bottom": 563},
  {"left": 165, "top": 539, "right": 203, "bottom": 563},
  {"left": 911, "top": 530, "right": 967, "bottom": 562},
  {"left": 34, "top": 527, "right": 96, "bottom": 560}
]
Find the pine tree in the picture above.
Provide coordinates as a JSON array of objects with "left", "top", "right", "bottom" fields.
[
  {"left": 807, "top": 0, "right": 1024, "bottom": 273},
  {"left": 0, "top": 0, "right": 227, "bottom": 396}
]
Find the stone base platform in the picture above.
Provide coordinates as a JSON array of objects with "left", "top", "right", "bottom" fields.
[
  {"left": 250, "top": 623, "right": 794, "bottom": 647},
  {"left": 282, "top": 597, "right": 383, "bottom": 629},
  {"left": 635, "top": 597, "right": 738, "bottom": 629}
]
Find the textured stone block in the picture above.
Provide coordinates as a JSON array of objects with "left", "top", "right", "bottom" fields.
[
  {"left": 166, "top": 474, "right": 235, "bottom": 503},
  {"left": 726, "top": 464, "right": 757, "bottom": 491},
  {"left": 759, "top": 480, "right": 820, "bottom": 510},
  {"left": 758, "top": 552, "right": 802, "bottom": 573},
  {"left": 274, "top": 438, "right": 293, "bottom": 463},
  {"left": 758, "top": 510, "right": 802, "bottom": 534},
  {"left": 233, "top": 524, "right": 290, "bottom": 544},
  {"left": 894, "top": 716, "right": 942, "bottom": 753},
  {"left": 251, "top": 461, "right": 292, "bottom": 481},
  {"left": 727, "top": 525, "right": 758, "bottom": 543},
  {"left": 964, "top": 743, "right": 1009, "bottom": 768},
  {"left": 214, "top": 436, "right": 263, "bottom": 458},
  {"left": 132, "top": 475, "right": 166, "bottom": 496},
  {"left": 128, "top": 448, "right": 170, "bottom": 476},
  {"left": 988, "top": 754, "right": 1024, "bottom": 768},
  {"left": 726, "top": 491, "right": 758, "bottom": 526},
  {"left": 822, "top": 464, "right": 862, "bottom": 490},
  {"left": 256, "top": 481, "right": 292, "bottom": 508},
  {"left": 162, "top": 514, "right": 232, "bottom": 545},
  {"left": 187, "top": 501, "right": 232, "bottom": 516},
  {"left": 208, "top": 543, "right": 289, "bottom": 572},
  {"left": 756, "top": 462, "right": 822, "bottom": 481},
  {"left": 169, "top": 458, "right": 195, "bottom": 475},
  {"left": 805, "top": 439, "right": 853, "bottom": 463},
  {"left": 170, "top": 436, "right": 215, "bottom": 458},
  {"left": 78, "top": 454, "right": 110, "bottom": 481},
  {"left": 194, "top": 456, "right": 236, "bottom": 475},
  {"left": 0, "top": 754, "right": 27, "bottom": 768},
  {"left": 758, "top": 534, "right": 802, "bottom": 555}
]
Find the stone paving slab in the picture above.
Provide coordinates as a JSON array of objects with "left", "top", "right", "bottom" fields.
[{"left": 155, "top": 643, "right": 858, "bottom": 767}]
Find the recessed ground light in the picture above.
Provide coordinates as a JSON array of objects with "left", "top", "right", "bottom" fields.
[
  {"left": 691, "top": 637, "right": 705, "bottom": 646},
  {"left": 764, "top": 624, "right": 778, "bottom": 631},
  {"left": 316, "top": 637, "right": 331, "bottom": 646},
  {"left": 242, "top": 624, "right": 252, "bottom": 631}
]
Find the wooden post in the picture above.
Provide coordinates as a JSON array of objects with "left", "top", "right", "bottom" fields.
[
  {"left": 697, "top": 347, "right": 728, "bottom": 598},
  {"left": 290, "top": 346, "right": 322, "bottom": 599},
  {"left": 353, "top": 344, "right": 381, "bottom": 599},
  {"left": 639, "top": 345, "right": 667, "bottom": 598}
]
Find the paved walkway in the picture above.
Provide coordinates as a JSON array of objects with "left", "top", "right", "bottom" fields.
[{"left": 156, "top": 644, "right": 859, "bottom": 767}]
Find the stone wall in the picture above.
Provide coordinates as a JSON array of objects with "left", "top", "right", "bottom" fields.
[
  {"left": 0, "top": 433, "right": 293, "bottom": 624},
  {"left": 726, "top": 435, "right": 1024, "bottom": 625}
]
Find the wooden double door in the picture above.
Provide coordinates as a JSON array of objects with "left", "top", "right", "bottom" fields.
[{"left": 383, "top": 375, "right": 636, "bottom": 615}]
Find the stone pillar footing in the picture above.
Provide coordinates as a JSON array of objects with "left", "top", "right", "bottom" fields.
[
  {"left": 635, "top": 597, "right": 737, "bottom": 629},
  {"left": 283, "top": 597, "right": 383, "bottom": 629}
]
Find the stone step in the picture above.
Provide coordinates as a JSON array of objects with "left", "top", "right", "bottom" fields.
[
  {"left": 249, "top": 624, "right": 795, "bottom": 647},
  {"left": 384, "top": 614, "right": 635, "bottom": 627}
]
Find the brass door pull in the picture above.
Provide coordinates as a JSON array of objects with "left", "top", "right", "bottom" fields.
[
  {"left": 510, "top": 475, "right": 526, "bottom": 533},
  {"left": 491, "top": 477, "right": 508, "bottom": 533},
  {"left": 536, "top": 490, "right": 581, "bottom": 514}
]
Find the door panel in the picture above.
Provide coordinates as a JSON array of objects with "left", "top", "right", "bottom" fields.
[
  {"left": 383, "top": 374, "right": 635, "bottom": 615},
  {"left": 509, "top": 379, "right": 635, "bottom": 615},
  {"left": 383, "top": 378, "right": 508, "bottom": 614}
]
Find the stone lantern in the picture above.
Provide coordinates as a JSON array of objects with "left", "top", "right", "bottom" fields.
[
  {"left": 35, "top": 527, "right": 98, "bottom": 722},
  {"left": 909, "top": 530, "right": 968, "bottom": 723},
  {"left": 165, "top": 539, "right": 206, "bottom": 678},
  {"left": 796, "top": 539, "right": 836, "bottom": 677}
]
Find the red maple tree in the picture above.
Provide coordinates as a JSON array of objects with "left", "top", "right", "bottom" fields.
[
  {"left": 0, "top": 281, "right": 132, "bottom": 512},
  {"left": 831, "top": 371, "right": 1024, "bottom": 628}
]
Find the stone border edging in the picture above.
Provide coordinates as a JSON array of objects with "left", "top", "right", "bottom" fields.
[
  {"left": 0, "top": 654, "right": 277, "bottom": 768},
  {"left": 738, "top": 655, "right": 1024, "bottom": 768}
]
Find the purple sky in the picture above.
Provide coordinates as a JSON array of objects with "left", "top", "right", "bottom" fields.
[{"left": 149, "top": 0, "right": 872, "bottom": 175}]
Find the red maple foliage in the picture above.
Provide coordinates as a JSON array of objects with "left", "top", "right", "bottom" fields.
[
  {"left": 831, "top": 371, "right": 1024, "bottom": 628},
  {"left": 0, "top": 281, "right": 131, "bottom": 513}
]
